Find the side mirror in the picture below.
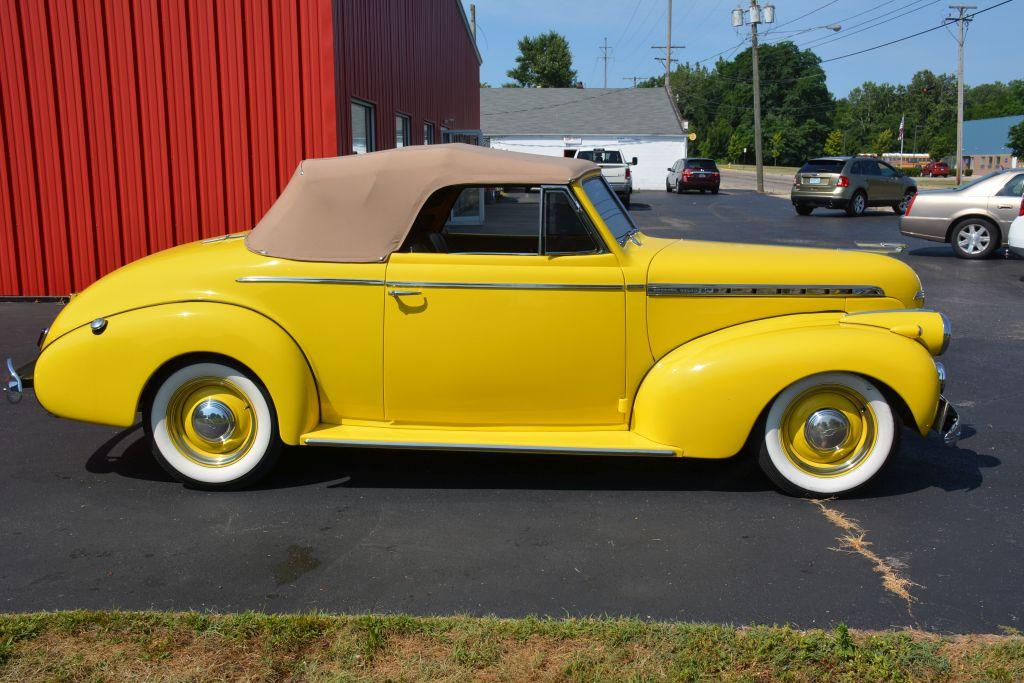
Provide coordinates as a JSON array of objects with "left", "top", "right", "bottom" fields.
[
  {"left": 631, "top": 157, "right": 639, "bottom": 166},
  {"left": 667, "top": 167, "right": 674, "bottom": 172}
]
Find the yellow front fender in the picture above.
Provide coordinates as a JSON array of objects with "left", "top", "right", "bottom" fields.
[
  {"left": 34, "top": 302, "right": 319, "bottom": 444},
  {"left": 631, "top": 313, "right": 941, "bottom": 458}
]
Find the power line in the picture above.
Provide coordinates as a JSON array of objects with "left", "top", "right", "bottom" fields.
[
  {"left": 612, "top": 2, "right": 643, "bottom": 49},
  {"left": 761, "top": 0, "right": 841, "bottom": 36},
  {"left": 799, "top": 0, "right": 944, "bottom": 50},
  {"left": 818, "top": 0, "right": 1012, "bottom": 63}
]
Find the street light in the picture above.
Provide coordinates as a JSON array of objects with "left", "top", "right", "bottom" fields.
[{"left": 731, "top": 1, "right": 775, "bottom": 193}]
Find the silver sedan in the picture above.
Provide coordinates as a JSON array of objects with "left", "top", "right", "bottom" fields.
[{"left": 899, "top": 168, "right": 1024, "bottom": 258}]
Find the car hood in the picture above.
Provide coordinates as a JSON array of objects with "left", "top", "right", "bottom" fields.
[{"left": 647, "top": 239, "right": 922, "bottom": 307}]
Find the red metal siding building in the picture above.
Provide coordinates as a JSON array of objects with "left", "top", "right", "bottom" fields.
[{"left": 0, "top": 0, "right": 480, "bottom": 296}]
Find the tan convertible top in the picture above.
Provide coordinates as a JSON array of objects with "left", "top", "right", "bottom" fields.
[{"left": 245, "top": 143, "right": 598, "bottom": 262}]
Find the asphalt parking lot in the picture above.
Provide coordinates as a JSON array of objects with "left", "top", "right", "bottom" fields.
[{"left": 2, "top": 181, "right": 1022, "bottom": 633}]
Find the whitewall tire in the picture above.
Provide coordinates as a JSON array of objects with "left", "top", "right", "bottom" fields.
[
  {"left": 758, "top": 372, "right": 898, "bottom": 497},
  {"left": 145, "top": 361, "right": 281, "bottom": 489}
]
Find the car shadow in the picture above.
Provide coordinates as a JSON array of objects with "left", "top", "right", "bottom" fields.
[
  {"left": 627, "top": 202, "right": 652, "bottom": 211},
  {"left": 85, "top": 424, "right": 999, "bottom": 498}
]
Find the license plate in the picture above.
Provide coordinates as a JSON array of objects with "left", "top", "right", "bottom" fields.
[
  {"left": 697, "top": 173, "right": 707, "bottom": 178},
  {"left": 807, "top": 177, "right": 822, "bottom": 185}
]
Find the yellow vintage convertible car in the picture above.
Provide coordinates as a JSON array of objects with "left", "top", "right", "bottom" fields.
[{"left": 5, "top": 144, "right": 959, "bottom": 495}]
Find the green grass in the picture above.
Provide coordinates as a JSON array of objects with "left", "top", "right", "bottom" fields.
[{"left": 2, "top": 612, "right": 1023, "bottom": 681}]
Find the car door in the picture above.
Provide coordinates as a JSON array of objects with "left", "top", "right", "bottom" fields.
[
  {"left": 990, "top": 173, "right": 1024, "bottom": 233},
  {"left": 862, "top": 160, "right": 890, "bottom": 204},
  {"left": 383, "top": 184, "right": 626, "bottom": 427},
  {"left": 876, "top": 161, "right": 903, "bottom": 202}
]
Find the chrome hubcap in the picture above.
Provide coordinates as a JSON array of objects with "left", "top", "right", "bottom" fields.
[
  {"left": 854, "top": 195, "right": 865, "bottom": 212},
  {"left": 957, "top": 224, "right": 990, "bottom": 254},
  {"left": 804, "top": 409, "right": 850, "bottom": 451},
  {"left": 191, "top": 399, "right": 236, "bottom": 442}
]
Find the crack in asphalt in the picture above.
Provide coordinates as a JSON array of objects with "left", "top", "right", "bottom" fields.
[{"left": 809, "top": 498, "right": 921, "bottom": 617}]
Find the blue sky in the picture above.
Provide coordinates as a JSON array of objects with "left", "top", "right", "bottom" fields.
[{"left": 463, "top": 0, "right": 1021, "bottom": 96}]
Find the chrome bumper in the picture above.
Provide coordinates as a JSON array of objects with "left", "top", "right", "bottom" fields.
[
  {"left": 934, "top": 395, "right": 961, "bottom": 446},
  {"left": 3, "top": 357, "right": 34, "bottom": 404}
]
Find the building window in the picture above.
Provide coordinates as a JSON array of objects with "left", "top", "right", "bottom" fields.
[
  {"left": 423, "top": 121, "right": 435, "bottom": 145},
  {"left": 395, "top": 113, "right": 411, "bottom": 148},
  {"left": 351, "top": 99, "right": 375, "bottom": 154}
]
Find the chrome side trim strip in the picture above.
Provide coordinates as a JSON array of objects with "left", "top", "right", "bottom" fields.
[
  {"left": 625, "top": 283, "right": 646, "bottom": 291},
  {"left": 843, "top": 307, "right": 936, "bottom": 316},
  {"left": 237, "top": 276, "right": 385, "bottom": 286},
  {"left": 386, "top": 281, "right": 623, "bottom": 292},
  {"left": 303, "top": 438, "right": 677, "bottom": 457},
  {"left": 647, "top": 283, "right": 885, "bottom": 297}
]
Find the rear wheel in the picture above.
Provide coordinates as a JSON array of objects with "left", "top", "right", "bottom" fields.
[
  {"left": 794, "top": 204, "right": 813, "bottom": 216},
  {"left": 951, "top": 217, "right": 1000, "bottom": 259},
  {"left": 712, "top": 188, "right": 719, "bottom": 195},
  {"left": 758, "top": 372, "right": 898, "bottom": 497},
  {"left": 144, "top": 361, "right": 281, "bottom": 489},
  {"left": 622, "top": 193, "right": 631, "bottom": 208},
  {"left": 845, "top": 191, "right": 867, "bottom": 217}
]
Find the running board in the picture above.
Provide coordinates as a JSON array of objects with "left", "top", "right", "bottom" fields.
[{"left": 300, "top": 424, "right": 679, "bottom": 457}]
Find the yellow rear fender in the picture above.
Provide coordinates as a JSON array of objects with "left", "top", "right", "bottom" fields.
[
  {"left": 631, "top": 314, "right": 941, "bottom": 458},
  {"left": 34, "top": 302, "right": 319, "bottom": 444}
]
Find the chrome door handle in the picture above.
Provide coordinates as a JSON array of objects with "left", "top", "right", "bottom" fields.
[
  {"left": 997, "top": 204, "right": 1013, "bottom": 209},
  {"left": 388, "top": 289, "right": 421, "bottom": 297}
]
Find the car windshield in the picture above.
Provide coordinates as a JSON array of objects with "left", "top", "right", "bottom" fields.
[
  {"left": 576, "top": 150, "right": 623, "bottom": 164},
  {"left": 581, "top": 175, "right": 636, "bottom": 242},
  {"left": 685, "top": 159, "right": 717, "bottom": 170},
  {"left": 799, "top": 159, "right": 846, "bottom": 174}
]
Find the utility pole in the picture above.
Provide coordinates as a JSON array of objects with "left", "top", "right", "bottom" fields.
[
  {"left": 651, "top": 2, "right": 684, "bottom": 89},
  {"left": 470, "top": 4, "right": 476, "bottom": 44},
  {"left": 948, "top": 4, "right": 974, "bottom": 184},
  {"left": 732, "top": 1, "right": 775, "bottom": 194},
  {"left": 599, "top": 37, "right": 611, "bottom": 88},
  {"left": 623, "top": 76, "right": 643, "bottom": 87}
]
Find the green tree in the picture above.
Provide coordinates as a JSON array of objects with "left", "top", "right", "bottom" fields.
[
  {"left": 824, "top": 130, "right": 844, "bottom": 156},
  {"left": 768, "top": 130, "right": 784, "bottom": 165},
  {"left": 664, "top": 41, "right": 833, "bottom": 166},
  {"left": 1009, "top": 121, "right": 1024, "bottom": 158},
  {"left": 506, "top": 31, "right": 577, "bottom": 88},
  {"left": 727, "top": 127, "right": 752, "bottom": 163},
  {"left": 872, "top": 128, "right": 894, "bottom": 156}
]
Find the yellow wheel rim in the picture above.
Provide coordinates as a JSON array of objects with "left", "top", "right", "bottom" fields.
[
  {"left": 779, "top": 384, "right": 877, "bottom": 477},
  {"left": 165, "top": 377, "right": 257, "bottom": 467}
]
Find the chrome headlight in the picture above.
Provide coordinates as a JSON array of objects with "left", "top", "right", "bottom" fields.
[
  {"left": 939, "top": 313, "right": 951, "bottom": 355},
  {"left": 934, "top": 359, "right": 947, "bottom": 394}
]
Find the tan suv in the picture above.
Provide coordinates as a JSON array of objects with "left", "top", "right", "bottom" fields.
[{"left": 791, "top": 157, "right": 917, "bottom": 217}]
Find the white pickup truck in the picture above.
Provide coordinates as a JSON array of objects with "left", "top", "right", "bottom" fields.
[{"left": 571, "top": 148, "right": 637, "bottom": 207}]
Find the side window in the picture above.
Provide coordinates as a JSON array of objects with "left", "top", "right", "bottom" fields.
[
  {"left": 996, "top": 174, "right": 1024, "bottom": 197},
  {"left": 849, "top": 160, "right": 864, "bottom": 175},
  {"left": 351, "top": 99, "right": 375, "bottom": 154},
  {"left": 543, "top": 189, "right": 600, "bottom": 255},
  {"left": 878, "top": 162, "right": 897, "bottom": 178},
  {"left": 863, "top": 160, "right": 882, "bottom": 176},
  {"left": 400, "top": 186, "right": 540, "bottom": 255}
]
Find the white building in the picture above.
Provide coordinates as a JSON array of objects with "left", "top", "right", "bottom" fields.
[{"left": 481, "top": 88, "right": 689, "bottom": 191}]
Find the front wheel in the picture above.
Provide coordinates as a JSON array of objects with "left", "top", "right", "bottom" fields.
[
  {"left": 144, "top": 361, "right": 281, "bottom": 489},
  {"left": 758, "top": 372, "right": 898, "bottom": 497}
]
